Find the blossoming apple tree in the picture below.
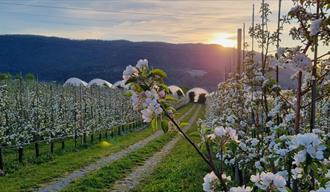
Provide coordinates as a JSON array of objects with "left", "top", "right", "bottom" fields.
[{"left": 122, "top": 1, "right": 329, "bottom": 192}]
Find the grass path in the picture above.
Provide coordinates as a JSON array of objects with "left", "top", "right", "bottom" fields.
[
  {"left": 37, "top": 104, "right": 196, "bottom": 192},
  {"left": 132, "top": 105, "right": 208, "bottom": 192},
  {"left": 61, "top": 104, "right": 198, "bottom": 192},
  {"left": 110, "top": 105, "right": 203, "bottom": 192}
]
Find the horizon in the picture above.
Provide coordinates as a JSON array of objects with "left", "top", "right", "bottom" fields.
[{"left": 0, "top": 33, "right": 231, "bottom": 46}]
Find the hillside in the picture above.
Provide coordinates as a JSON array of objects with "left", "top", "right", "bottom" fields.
[{"left": 0, "top": 35, "right": 237, "bottom": 90}]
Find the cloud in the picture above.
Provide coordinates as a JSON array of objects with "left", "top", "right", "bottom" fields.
[{"left": 1, "top": 0, "right": 328, "bottom": 54}]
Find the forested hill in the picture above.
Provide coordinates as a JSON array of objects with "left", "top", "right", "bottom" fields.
[{"left": 0, "top": 35, "right": 237, "bottom": 90}]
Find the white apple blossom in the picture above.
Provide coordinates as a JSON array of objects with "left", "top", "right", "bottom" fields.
[
  {"left": 203, "top": 171, "right": 218, "bottom": 192},
  {"left": 310, "top": 18, "right": 322, "bottom": 36},
  {"left": 290, "top": 5, "right": 302, "bottom": 14},
  {"left": 292, "top": 52, "right": 311, "bottom": 68},
  {"left": 221, "top": 173, "right": 231, "bottom": 181},
  {"left": 290, "top": 133, "right": 326, "bottom": 165},
  {"left": 251, "top": 172, "right": 286, "bottom": 192},
  {"left": 292, "top": 167, "right": 303, "bottom": 179},
  {"left": 277, "top": 47, "right": 286, "bottom": 56},
  {"left": 214, "top": 126, "right": 226, "bottom": 137},
  {"left": 136, "top": 59, "right": 148, "bottom": 69},
  {"left": 229, "top": 186, "right": 252, "bottom": 192}
]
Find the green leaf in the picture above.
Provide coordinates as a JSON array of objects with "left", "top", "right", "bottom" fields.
[
  {"left": 166, "top": 106, "right": 176, "bottom": 112},
  {"left": 125, "top": 77, "right": 137, "bottom": 84},
  {"left": 151, "top": 118, "right": 157, "bottom": 130},
  {"left": 179, "top": 121, "right": 189, "bottom": 127},
  {"left": 189, "top": 131, "right": 200, "bottom": 138},
  {"left": 150, "top": 69, "right": 167, "bottom": 78},
  {"left": 165, "top": 95, "right": 177, "bottom": 101},
  {"left": 158, "top": 83, "right": 169, "bottom": 92},
  {"left": 161, "top": 120, "right": 168, "bottom": 133},
  {"left": 124, "top": 91, "right": 132, "bottom": 97}
]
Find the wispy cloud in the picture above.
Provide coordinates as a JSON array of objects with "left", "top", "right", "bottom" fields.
[{"left": 1, "top": 0, "right": 328, "bottom": 54}]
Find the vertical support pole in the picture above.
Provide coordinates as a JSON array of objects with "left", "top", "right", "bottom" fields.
[
  {"left": 252, "top": 4, "right": 255, "bottom": 54},
  {"left": 310, "top": 0, "right": 320, "bottom": 132},
  {"left": 243, "top": 23, "right": 246, "bottom": 72},
  {"left": 237, "top": 28, "right": 242, "bottom": 75},
  {"left": 276, "top": 0, "right": 282, "bottom": 126},
  {"left": 224, "top": 54, "right": 228, "bottom": 81},
  {"left": 294, "top": 71, "right": 302, "bottom": 134},
  {"left": 261, "top": 0, "right": 265, "bottom": 73},
  {"left": 276, "top": 0, "right": 282, "bottom": 85}
]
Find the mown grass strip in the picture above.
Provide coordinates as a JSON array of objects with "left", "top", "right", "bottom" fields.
[
  {"left": 132, "top": 105, "right": 208, "bottom": 192},
  {"left": 62, "top": 133, "right": 176, "bottom": 192},
  {"left": 0, "top": 104, "right": 194, "bottom": 192},
  {"left": 62, "top": 104, "right": 197, "bottom": 192}
]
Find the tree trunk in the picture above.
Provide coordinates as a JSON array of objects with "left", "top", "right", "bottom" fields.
[
  {"left": 61, "top": 140, "right": 65, "bottom": 151},
  {"left": 50, "top": 142, "right": 54, "bottom": 154},
  {"left": 310, "top": 0, "right": 320, "bottom": 132},
  {"left": 91, "top": 134, "right": 94, "bottom": 144},
  {"left": 35, "top": 142, "right": 40, "bottom": 158},
  {"left": 83, "top": 133, "right": 87, "bottom": 144},
  {"left": 0, "top": 147, "right": 4, "bottom": 170},
  {"left": 18, "top": 148, "right": 24, "bottom": 163},
  {"left": 74, "top": 134, "right": 77, "bottom": 148}
]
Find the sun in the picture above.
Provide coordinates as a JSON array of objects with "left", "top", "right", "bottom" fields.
[{"left": 209, "top": 33, "right": 236, "bottom": 48}]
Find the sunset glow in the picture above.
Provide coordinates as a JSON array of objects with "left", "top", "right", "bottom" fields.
[{"left": 209, "top": 33, "right": 236, "bottom": 48}]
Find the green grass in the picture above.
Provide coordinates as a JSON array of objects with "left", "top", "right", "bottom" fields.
[
  {"left": 0, "top": 104, "right": 194, "bottom": 192},
  {"left": 62, "top": 104, "right": 197, "bottom": 192},
  {"left": 132, "top": 105, "right": 208, "bottom": 192},
  {"left": 63, "top": 132, "right": 175, "bottom": 192},
  {"left": 3, "top": 122, "right": 143, "bottom": 173}
]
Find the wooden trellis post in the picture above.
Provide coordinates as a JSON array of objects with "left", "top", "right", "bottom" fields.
[{"left": 237, "top": 28, "right": 242, "bottom": 75}]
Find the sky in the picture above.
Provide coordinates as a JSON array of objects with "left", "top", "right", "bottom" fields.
[{"left": 0, "top": 0, "right": 328, "bottom": 54}]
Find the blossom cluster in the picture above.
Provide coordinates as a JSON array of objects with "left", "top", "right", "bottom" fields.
[
  {"left": 122, "top": 59, "right": 169, "bottom": 123},
  {"left": 0, "top": 81, "right": 140, "bottom": 148},
  {"left": 250, "top": 172, "right": 286, "bottom": 192}
]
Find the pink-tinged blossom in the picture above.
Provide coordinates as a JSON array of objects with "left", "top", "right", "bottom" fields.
[
  {"left": 141, "top": 108, "right": 153, "bottom": 123},
  {"left": 123, "top": 65, "right": 138, "bottom": 81},
  {"left": 214, "top": 126, "right": 238, "bottom": 141},
  {"left": 131, "top": 92, "right": 141, "bottom": 111}
]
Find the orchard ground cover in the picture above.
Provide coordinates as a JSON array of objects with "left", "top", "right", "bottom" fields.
[
  {"left": 132, "top": 104, "right": 208, "bottom": 192},
  {"left": 61, "top": 104, "right": 199, "bottom": 192}
]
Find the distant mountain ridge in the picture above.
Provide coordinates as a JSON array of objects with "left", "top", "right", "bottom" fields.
[{"left": 0, "top": 34, "right": 294, "bottom": 90}]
